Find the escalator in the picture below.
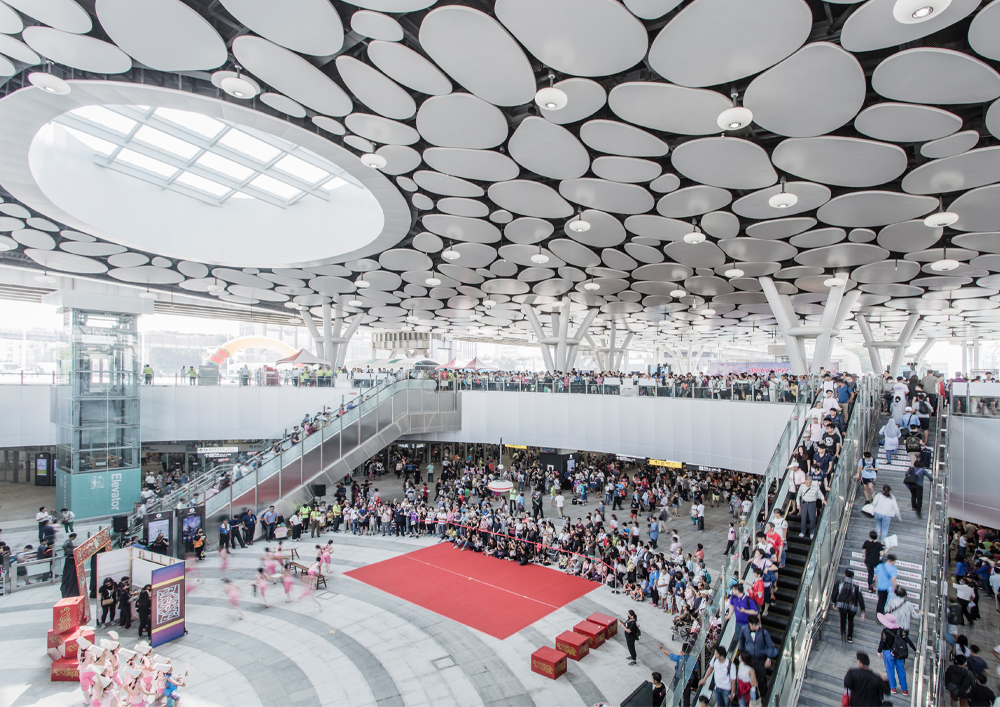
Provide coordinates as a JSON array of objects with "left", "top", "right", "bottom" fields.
[{"left": 203, "top": 379, "right": 460, "bottom": 521}]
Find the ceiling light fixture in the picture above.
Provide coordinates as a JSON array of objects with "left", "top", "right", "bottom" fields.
[
  {"left": 441, "top": 242, "right": 460, "bottom": 260},
  {"left": 584, "top": 279, "right": 600, "bottom": 291},
  {"left": 220, "top": 67, "right": 259, "bottom": 99},
  {"left": 702, "top": 308, "right": 716, "bottom": 316},
  {"left": 348, "top": 299, "right": 363, "bottom": 307},
  {"left": 724, "top": 263, "right": 744, "bottom": 278},
  {"left": 35, "top": 271, "right": 57, "bottom": 284},
  {"left": 893, "top": 0, "right": 951, "bottom": 23},
  {"left": 425, "top": 270, "right": 442, "bottom": 286},
  {"left": 717, "top": 88, "right": 753, "bottom": 131},
  {"left": 568, "top": 210, "right": 590, "bottom": 233},
  {"left": 483, "top": 299, "right": 496, "bottom": 308},
  {"left": 824, "top": 276, "right": 846, "bottom": 287},
  {"left": 531, "top": 246, "right": 549, "bottom": 264},
  {"left": 29, "top": 64, "right": 71, "bottom": 95},
  {"left": 670, "top": 288, "right": 687, "bottom": 298},
  {"left": 923, "top": 196, "right": 959, "bottom": 228},
  {"left": 534, "top": 73, "right": 567, "bottom": 111},
  {"left": 769, "top": 176, "right": 798, "bottom": 209},
  {"left": 683, "top": 222, "right": 705, "bottom": 244},
  {"left": 355, "top": 277, "right": 370, "bottom": 288},
  {"left": 360, "top": 153, "right": 387, "bottom": 169},
  {"left": 931, "top": 247, "right": 960, "bottom": 271}
]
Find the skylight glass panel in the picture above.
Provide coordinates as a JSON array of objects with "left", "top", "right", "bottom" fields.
[
  {"left": 115, "top": 149, "right": 178, "bottom": 179},
  {"left": 274, "top": 154, "right": 329, "bottom": 185},
  {"left": 322, "top": 176, "right": 348, "bottom": 191},
  {"left": 153, "top": 108, "right": 224, "bottom": 139},
  {"left": 230, "top": 192, "right": 254, "bottom": 199},
  {"left": 175, "top": 172, "right": 230, "bottom": 197},
  {"left": 71, "top": 106, "right": 137, "bottom": 135},
  {"left": 250, "top": 174, "right": 301, "bottom": 199},
  {"left": 218, "top": 130, "right": 281, "bottom": 163},
  {"left": 133, "top": 125, "right": 199, "bottom": 159},
  {"left": 63, "top": 126, "right": 116, "bottom": 156},
  {"left": 195, "top": 152, "right": 254, "bottom": 181}
]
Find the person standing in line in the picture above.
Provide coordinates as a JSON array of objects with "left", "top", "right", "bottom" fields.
[
  {"left": 698, "top": 645, "right": 735, "bottom": 707},
  {"left": 862, "top": 531, "right": 885, "bottom": 592},
  {"left": 36, "top": 507, "right": 50, "bottom": 543},
  {"left": 904, "top": 466, "right": 933, "bottom": 518},
  {"left": 696, "top": 500, "right": 706, "bottom": 532},
  {"left": 796, "top": 476, "right": 824, "bottom": 538},
  {"left": 874, "top": 554, "right": 899, "bottom": 614},
  {"left": 832, "top": 569, "right": 865, "bottom": 643},
  {"left": 60, "top": 508, "right": 75, "bottom": 534},
  {"left": 261, "top": 505, "right": 277, "bottom": 541},
  {"left": 622, "top": 609, "right": 639, "bottom": 666},
  {"left": 738, "top": 615, "right": 776, "bottom": 698},
  {"left": 218, "top": 518, "right": 231, "bottom": 553},
  {"left": 871, "top": 485, "right": 901, "bottom": 541},
  {"left": 136, "top": 584, "right": 152, "bottom": 639},
  {"left": 98, "top": 577, "right": 117, "bottom": 628},
  {"left": 843, "top": 652, "right": 891, "bottom": 706}
]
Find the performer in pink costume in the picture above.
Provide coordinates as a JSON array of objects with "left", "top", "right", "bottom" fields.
[
  {"left": 321, "top": 541, "right": 334, "bottom": 572},
  {"left": 223, "top": 579, "right": 244, "bottom": 619},
  {"left": 255, "top": 568, "right": 270, "bottom": 608},
  {"left": 281, "top": 565, "right": 295, "bottom": 603},
  {"left": 298, "top": 557, "right": 323, "bottom": 611}
]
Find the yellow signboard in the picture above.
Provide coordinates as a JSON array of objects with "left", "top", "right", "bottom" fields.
[
  {"left": 505, "top": 444, "right": 528, "bottom": 450},
  {"left": 649, "top": 459, "right": 683, "bottom": 469}
]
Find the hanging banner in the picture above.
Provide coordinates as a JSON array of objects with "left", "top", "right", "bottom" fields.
[
  {"left": 150, "top": 560, "right": 186, "bottom": 647},
  {"left": 649, "top": 459, "right": 683, "bottom": 469},
  {"left": 709, "top": 361, "right": 791, "bottom": 376}
]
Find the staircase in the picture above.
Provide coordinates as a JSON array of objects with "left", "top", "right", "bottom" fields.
[
  {"left": 797, "top": 421, "right": 932, "bottom": 706},
  {"left": 203, "top": 380, "right": 460, "bottom": 520}
]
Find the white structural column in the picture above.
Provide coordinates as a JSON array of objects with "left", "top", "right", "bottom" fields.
[
  {"left": 663, "top": 341, "right": 706, "bottom": 375},
  {"left": 760, "top": 274, "right": 856, "bottom": 375},
  {"left": 911, "top": 338, "right": 937, "bottom": 373},
  {"left": 759, "top": 277, "right": 810, "bottom": 374},
  {"left": 857, "top": 313, "right": 921, "bottom": 377},
  {"left": 302, "top": 310, "right": 324, "bottom": 359},
  {"left": 521, "top": 298, "right": 598, "bottom": 372},
  {"left": 333, "top": 313, "right": 363, "bottom": 369},
  {"left": 889, "top": 314, "right": 922, "bottom": 378},
  {"left": 322, "top": 302, "right": 334, "bottom": 367}
]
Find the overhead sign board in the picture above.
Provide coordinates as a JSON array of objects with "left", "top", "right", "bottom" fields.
[{"left": 649, "top": 459, "right": 683, "bottom": 469}]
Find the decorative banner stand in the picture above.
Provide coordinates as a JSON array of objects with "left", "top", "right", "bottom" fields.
[
  {"left": 487, "top": 480, "right": 514, "bottom": 497},
  {"left": 47, "top": 596, "right": 93, "bottom": 681},
  {"left": 96, "top": 546, "right": 186, "bottom": 647},
  {"left": 71, "top": 527, "right": 112, "bottom": 626}
]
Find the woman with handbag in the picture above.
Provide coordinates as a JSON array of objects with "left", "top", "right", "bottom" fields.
[
  {"left": 98, "top": 577, "right": 117, "bottom": 628},
  {"left": 733, "top": 650, "right": 760, "bottom": 707}
]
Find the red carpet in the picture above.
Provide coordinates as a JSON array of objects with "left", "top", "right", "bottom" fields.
[{"left": 344, "top": 543, "right": 598, "bottom": 639}]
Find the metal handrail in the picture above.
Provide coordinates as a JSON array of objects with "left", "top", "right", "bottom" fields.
[
  {"left": 145, "top": 462, "right": 236, "bottom": 513},
  {"left": 666, "top": 377, "right": 823, "bottom": 707},
  {"left": 776, "top": 376, "right": 880, "bottom": 706},
  {"left": 910, "top": 403, "right": 950, "bottom": 707},
  {"left": 455, "top": 378, "right": 807, "bottom": 403}
]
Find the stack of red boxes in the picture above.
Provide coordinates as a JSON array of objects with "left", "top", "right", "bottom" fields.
[
  {"left": 531, "top": 613, "right": 620, "bottom": 679},
  {"left": 47, "top": 597, "right": 93, "bottom": 681}
]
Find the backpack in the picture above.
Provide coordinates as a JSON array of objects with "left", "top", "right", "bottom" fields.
[
  {"left": 903, "top": 468, "right": 917, "bottom": 487},
  {"left": 634, "top": 624, "right": 641, "bottom": 640},
  {"left": 835, "top": 581, "right": 859, "bottom": 612},
  {"left": 946, "top": 665, "right": 973, "bottom": 697},
  {"left": 947, "top": 603, "right": 964, "bottom": 625},
  {"left": 888, "top": 629, "right": 908, "bottom": 661},
  {"left": 919, "top": 400, "right": 931, "bottom": 414},
  {"left": 905, "top": 435, "right": 922, "bottom": 452}
]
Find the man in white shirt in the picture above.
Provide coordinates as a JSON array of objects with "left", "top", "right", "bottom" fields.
[
  {"left": 35, "top": 507, "right": 50, "bottom": 543},
  {"left": 892, "top": 376, "right": 909, "bottom": 404},
  {"left": 554, "top": 493, "right": 565, "bottom": 518},
  {"left": 696, "top": 502, "right": 706, "bottom": 532},
  {"left": 822, "top": 389, "right": 841, "bottom": 416}
]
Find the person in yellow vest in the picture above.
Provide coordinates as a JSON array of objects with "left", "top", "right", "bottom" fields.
[
  {"left": 331, "top": 501, "right": 343, "bottom": 533},
  {"left": 142, "top": 364, "right": 154, "bottom": 385},
  {"left": 299, "top": 504, "right": 312, "bottom": 533},
  {"left": 310, "top": 507, "right": 324, "bottom": 538},
  {"left": 187, "top": 366, "right": 197, "bottom": 385}
]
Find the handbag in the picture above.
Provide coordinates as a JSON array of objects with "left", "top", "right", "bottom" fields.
[
  {"left": 842, "top": 688, "right": 851, "bottom": 706},
  {"left": 101, "top": 598, "right": 113, "bottom": 606},
  {"left": 860, "top": 503, "right": 875, "bottom": 517}
]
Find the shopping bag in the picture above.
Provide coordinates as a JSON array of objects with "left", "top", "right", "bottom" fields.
[
  {"left": 885, "top": 534, "right": 898, "bottom": 549},
  {"left": 860, "top": 504, "right": 875, "bottom": 517}
]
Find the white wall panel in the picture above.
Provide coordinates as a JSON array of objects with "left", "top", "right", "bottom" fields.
[
  {"left": 404, "top": 392, "right": 795, "bottom": 474},
  {"left": 949, "top": 415, "right": 1000, "bottom": 527}
]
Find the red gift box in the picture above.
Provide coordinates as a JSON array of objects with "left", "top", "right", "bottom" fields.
[
  {"left": 57, "top": 627, "right": 95, "bottom": 659},
  {"left": 531, "top": 646, "right": 567, "bottom": 680},
  {"left": 50, "top": 657, "right": 79, "bottom": 681},
  {"left": 555, "top": 630, "right": 590, "bottom": 661},
  {"left": 573, "top": 620, "right": 606, "bottom": 649},
  {"left": 587, "top": 612, "right": 618, "bottom": 638},
  {"left": 52, "top": 597, "right": 85, "bottom": 633}
]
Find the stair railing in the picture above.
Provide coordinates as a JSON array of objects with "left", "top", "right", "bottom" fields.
[
  {"left": 768, "top": 375, "right": 881, "bottom": 706},
  {"left": 909, "top": 403, "right": 950, "bottom": 707}
]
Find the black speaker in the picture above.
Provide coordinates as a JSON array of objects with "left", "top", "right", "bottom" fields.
[
  {"left": 310, "top": 484, "right": 327, "bottom": 498},
  {"left": 112, "top": 515, "right": 129, "bottom": 532}
]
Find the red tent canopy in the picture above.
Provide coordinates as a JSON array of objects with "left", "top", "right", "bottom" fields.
[
  {"left": 462, "top": 357, "right": 496, "bottom": 371},
  {"left": 435, "top": 358, "right": 457, "bottom": 370}
]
